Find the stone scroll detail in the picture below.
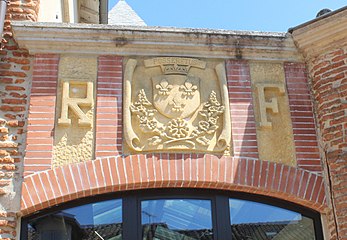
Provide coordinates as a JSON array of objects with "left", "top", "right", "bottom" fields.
[{"left": 124, "top": 57, "right": 232, "bottom": 154}]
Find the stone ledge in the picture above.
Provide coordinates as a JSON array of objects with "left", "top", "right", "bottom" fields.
[{"left": 11, "top": 22, "right": 303, "bottom": 62}]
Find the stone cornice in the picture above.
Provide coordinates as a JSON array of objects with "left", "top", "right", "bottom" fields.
[
  {"left": 12, "top": 22, "right": 303, "bottom": 62},
  {"left": 291, "top": 7, "right": 347, "bottom": 59}
]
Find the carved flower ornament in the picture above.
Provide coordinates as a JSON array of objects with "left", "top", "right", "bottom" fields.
[
  {"left": 156, "top": 79, "right": 173, "bottom": 96},
  {"left": 130, "top": 89, "right": 157, "bottom": 132},
  {"left": 167, "top": 118, "right": 190, "bottom": 138},
  {"left": 130, "top": 89, "right": 225, "bottom": 148},
  {"left": 180, "top": 81, "right": 198, "bottom": 97}
]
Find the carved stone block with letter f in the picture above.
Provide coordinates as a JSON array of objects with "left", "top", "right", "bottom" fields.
[{"left": 256, "top": 83, "right": 285, "bottom": 128}]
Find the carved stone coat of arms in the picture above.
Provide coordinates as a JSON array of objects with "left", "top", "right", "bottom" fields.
[{"left": 124, "top": 57, "right": 232, "bottom": 154}]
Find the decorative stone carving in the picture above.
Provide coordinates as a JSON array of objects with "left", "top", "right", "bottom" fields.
[
  {"left": 255, "top": 83, "right": 285, "bottom": 128},
  {"left": 58, "top": 81, "right": 93, "bottom": 127},
  {"left": 124, "top": 57, "right": 232, "bottom": 154},
  {"left": 250, "top": 62, "right": 296, "bottom": 166}
]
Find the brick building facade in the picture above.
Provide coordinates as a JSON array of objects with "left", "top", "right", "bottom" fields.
[{"left": 0, "top": 1, "right": 346, "bottom": 239}]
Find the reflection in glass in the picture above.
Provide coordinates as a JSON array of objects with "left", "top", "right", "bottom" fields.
[
  {"left": 141, "top": 199, "right": 213, "bottom": 240},
  {"left": 27, "top": 199, "right": 122, "bottom": 240},
  {"left": 229, "top": 199, "right": 316, "bottom": 240}
]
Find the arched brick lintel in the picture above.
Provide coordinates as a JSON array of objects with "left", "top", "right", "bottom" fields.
[{"left": 21, "top": 154, "right": 327, "bottom": 216}]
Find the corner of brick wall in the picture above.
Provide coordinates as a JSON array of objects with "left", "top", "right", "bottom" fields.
[
  {"left": 307, "top": 47, "right": 347, "bottom": 239},
  {"left": 0, "top": 0, "right": 39, "bottom": 239}
]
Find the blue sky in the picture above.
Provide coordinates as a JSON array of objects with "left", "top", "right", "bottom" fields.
[{"left": 108, "top": 0, "right": 346, "bottom": 32}]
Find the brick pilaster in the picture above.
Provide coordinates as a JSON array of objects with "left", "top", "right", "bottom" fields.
[
  {"left": 95, "top": 56, "right": 123, "bottom": 158},
  {"left": 284, "top": 62, "right": 321, "bottom": 173},
  {"left": 24, "top": 54, "right": 59, "bottom": 176},
  {"left": 226, "top": 60, "right": 259, "bottom": 159}
]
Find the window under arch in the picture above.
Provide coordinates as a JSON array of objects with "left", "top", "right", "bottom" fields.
[{"left": 21, "top": 189, "right": 323, "bottom": 240}]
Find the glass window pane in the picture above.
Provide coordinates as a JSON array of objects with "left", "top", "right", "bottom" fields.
[
  {"left": 141, "top": 199, "right": 213, "bottom": 240},
  {"left": 28, "top": 199, "right": 122, "bottom": 240},
  {"left": 229, "top": 199, "right": 316, "bottom": 240}
]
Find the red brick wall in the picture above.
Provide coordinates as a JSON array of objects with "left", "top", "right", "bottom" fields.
[
  {"left": 0, "top": 0, "right": 39, "bottom": 239},
  {"left": 20, "top": 58, "right": 327, "bottom": 215},
  {"left": 1, "top": 2, "right": 332, "bottom": 235},
  {"left": 95, "top": 56, "right": 123, "bottom": 158},
  {"left": 284, "top": 62, "right": 321, "bottom": 173},
  {"left": 24, "top": 54, "right": 58, "bottom": 176},
  {"left": 227, "top": 60, "right": 259, "bottom": 159},
  {"left": 24, "top": 55, "right": 124, "bottom": 175},
  {"left": 307, "top": 47, "right": 347, "bottom": 239}
]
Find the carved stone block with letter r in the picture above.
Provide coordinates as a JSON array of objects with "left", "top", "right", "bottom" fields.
[{"left": 58, "top": 81, "right": 94, "bottom": 127}]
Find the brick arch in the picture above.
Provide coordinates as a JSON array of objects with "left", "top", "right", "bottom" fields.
[{"left": 21, "top": 154, "right": 327, "bottom": 216}]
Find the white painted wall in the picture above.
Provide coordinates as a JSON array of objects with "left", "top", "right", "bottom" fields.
[
  {"left": 69, "top": 0, "right": 79, "bottom": 23},
  {"left": 38, "top": 0, "right": 63, "bottom": 22},
  {"left": 38, "top": 0, "right": 79, "bottom": 23}
]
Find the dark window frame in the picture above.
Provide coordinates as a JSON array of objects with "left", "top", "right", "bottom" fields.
[{"left": 20, "top": 188, "right": 324, "bottom": 240}]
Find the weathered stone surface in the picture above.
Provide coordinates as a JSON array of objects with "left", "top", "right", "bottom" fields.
[
  {"left": 250, "top": 62, "right": 296, "bottom": 166},
  {"left": 11, "top": 22, "right": 302, "bottom": 62},
  {"left": 53, "top": 55, "right": 97, "bottom": 167}
]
